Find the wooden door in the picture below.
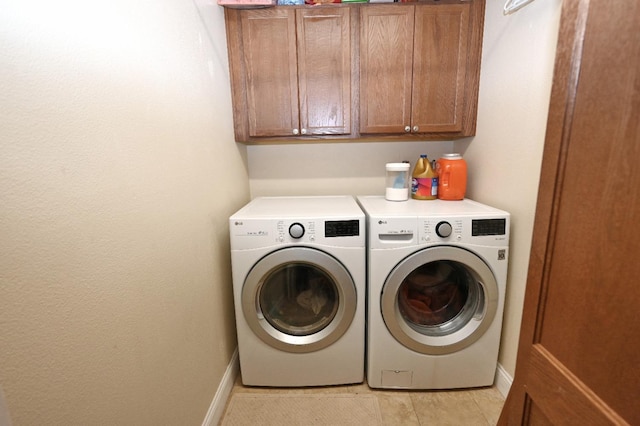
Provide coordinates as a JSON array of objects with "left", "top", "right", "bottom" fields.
[
  {"left": 499, "top": 1, "right": 640, "bottom": 424},
  {"left": 240, "top": 8, "right": 299, "bottom": 138},
  {"left": 359, "top": 5, "right": 414, "bottom": 134},
  {"left": 296, "top": 8, "right": 352, "bottom": 136},
  {"left": 411, "top": 3, "right": 469, "bottom": 133}
]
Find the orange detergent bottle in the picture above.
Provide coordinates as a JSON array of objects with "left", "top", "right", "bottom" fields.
[
  {"left": 436, "top": 153, "right": 467, "bottom": 200},
  {"left": 411, "top": 155, "right": 438, "bottom": 200}
]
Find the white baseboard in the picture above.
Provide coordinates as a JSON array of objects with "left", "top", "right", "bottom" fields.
[
  {"left": 201, "top": 350, "right": 511, "bottom": 423},
  {"left": 202, "top": 348, "right": 240, "bottom": 426},
  {"left": 494, "top": 363, "right": 513, "bottom": 398}
]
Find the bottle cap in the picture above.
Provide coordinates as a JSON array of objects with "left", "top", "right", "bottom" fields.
[{"left": 386, "top": 163, "right": 410, "bottom": 171}]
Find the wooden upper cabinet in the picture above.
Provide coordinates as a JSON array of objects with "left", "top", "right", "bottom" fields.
[
  {"left": 359, "top": 6, "right": 415, "bottom": 134},
  {"left": 412, "top": 4, "right": 470, "bottom": 133},
  {"left": 360, "top": 2, "right": 482, "bottom": 137},
  {"left": 225, "top": 6, "right": 353, "bottom": 141},
  {"left": 224, "top": 1, "right": 484, "bottom": 143},
  {"left": 239, "top": 8, "right": 299, "bottom": 138},
  {"left": 297, "top": 8, "right": 352, "bottom": 136}
]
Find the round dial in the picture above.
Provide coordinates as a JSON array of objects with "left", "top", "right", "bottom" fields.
[
  {"left": 435, "top": 221, "right": 453, "bottom": 238},
  {"left": 289, "top": 223, "right": 305, "bottom": 239}
]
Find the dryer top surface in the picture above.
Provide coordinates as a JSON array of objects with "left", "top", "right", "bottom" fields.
[{"left": 231, "top": 196, "right": 364, "bottom": 220}]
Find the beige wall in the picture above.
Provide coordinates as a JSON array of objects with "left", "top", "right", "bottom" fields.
[
  {"left": 248, "top": 141, "right": 453, "bottom": 197},
  {"left": 0, "top": 0, "right": 249, "bottom": 424},
  {"left": 456, "top": 0, "right": 562, "bottom": 377},
  {"left": 248, "top": 0, "right": 562, "bottom": 381}
]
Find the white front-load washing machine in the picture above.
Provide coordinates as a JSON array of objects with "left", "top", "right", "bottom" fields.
[
  {"left": 357, "top": 196, "right": 510, "bottom": 390},
  {"left": 229, "top": 196, "right": 365, "bottom": 387}
]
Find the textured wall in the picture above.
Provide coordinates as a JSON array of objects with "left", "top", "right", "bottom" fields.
[
  {"left": 248, "top": 141, "right": 454, "bottom": 197},
  {"left": 0, "top": 0, "right": 249, "bottom": 424},
  {"left": 455, "top": 0, "right": 562, "bottom": 378}
]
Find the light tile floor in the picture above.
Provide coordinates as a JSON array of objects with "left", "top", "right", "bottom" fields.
[{"left": 222, "top": 376, "right": 505, "bottom": 425}]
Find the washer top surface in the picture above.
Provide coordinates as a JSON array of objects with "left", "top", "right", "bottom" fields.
[
  {"left": 231, "top": 196, "right": 364, "bottom": 220},
  {"left": 357, "top": 196, "right": 509, "bottom": 218}
]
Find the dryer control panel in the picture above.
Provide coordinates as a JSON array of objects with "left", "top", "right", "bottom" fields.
[
  {"left": 230, "top": 218, "right": 364, "bottom": 250},
  {"left": 421, "top": 219, "right": 464, "bottom": 243},
  {"left": 418, "top": 216, "right": 509, "bottom": 246}
]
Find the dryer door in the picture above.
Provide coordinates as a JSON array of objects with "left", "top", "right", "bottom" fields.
[
  {"left": 242, "top": 247, "right": 357, "bottom": 353},
  {"left": 381, "top": 246, "right": 498, "bottom": 355}
]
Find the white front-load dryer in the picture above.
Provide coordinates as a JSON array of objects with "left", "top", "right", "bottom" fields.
[
  {"left": 229, "top": 196, "right": 365, "bottom": 387},
  {"left": 357, "top": 196, "right": 510, "bottom": 389}
]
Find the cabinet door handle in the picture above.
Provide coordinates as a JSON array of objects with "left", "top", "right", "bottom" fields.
[
  {"left": 301, "top": 128, "right": 307, "bottom": 135},
  {"left": 292, "top": 129, "right": 299, "bottom": 135},
  {"left": 404, "top": 126, "right": 411, "bottom": 133},
  {"left": 412, "top": 126, "right": 419, "bottom": 132}
]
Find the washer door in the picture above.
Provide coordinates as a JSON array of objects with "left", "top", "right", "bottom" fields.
[
  {"left": 381, "top": 246, "right": 498, "bottom": 355},
  {"left": 242, "top": 247, "right": 357, "bottom": 353}
]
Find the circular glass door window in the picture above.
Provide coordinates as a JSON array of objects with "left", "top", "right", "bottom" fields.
[
  {"left": 381, "top": 246, "right": 498, "bottom": 355},
  {"left": 242, "top": 247, "right": 357, "bottom": 353},
  {"left": 259, "top": 263, "right": 339, "bottom": 336},
  {"left": 397, "top": 261, "right": 481, "bottom": 336}
]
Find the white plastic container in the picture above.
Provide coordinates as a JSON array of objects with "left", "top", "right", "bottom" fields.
[{"left": 385, "top": 163, "right": 410, "bottom": 201}]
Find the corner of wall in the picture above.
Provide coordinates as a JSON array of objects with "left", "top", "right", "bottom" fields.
[
  {"left": 202, "top": 348, "right": 240, "bottom": 426},
  {"left": 495, "top": 363, "right": 513, "bottom": 398}
]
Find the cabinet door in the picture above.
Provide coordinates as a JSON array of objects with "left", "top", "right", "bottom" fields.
[
  {"left": 240, "top": 9, "right": 299, "bottom": 137},
  {"left": 359, "top": 5, "right": 415, "bottom": 134},
  {"left": 226, "top": 1, "right": 484, "bottom": 142},
  {"left": 411, "top": 3, "right": 470, "bottom": 133},
  {"left": 296, "top": 8, "right": 352, "bottom": 136}
]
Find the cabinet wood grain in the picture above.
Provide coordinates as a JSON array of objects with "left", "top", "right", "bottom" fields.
[
  {"left": 359, "top": 6, "right": 414, "bottom": 134},
  {"left": 297, "top": 8, "right": 352, "bottom": 136},
  {"left": 241, "top": 8, "right": 299, "bottom": 138},
  {"left": 412, "top": 4, "right": 469, "bottom": 133},
  {"left": 360, "top": 3, "right": 479, "bottom": 136},
  {"left": 226, "top": 6, "right": 353, "bottom": 141},
  {"left": 224, "top": 1, "right": 484, "bottom": 144}
]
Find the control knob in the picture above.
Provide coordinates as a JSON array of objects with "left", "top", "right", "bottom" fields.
[
  {"left": 435, "top": 221, "right": 453, "bottom": 238},
  {"left": 289, "top": 223, "right": 305, "bottom": 239}
]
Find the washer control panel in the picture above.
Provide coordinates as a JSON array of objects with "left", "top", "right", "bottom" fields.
[
  {"left": 419, "top": 217, "right": 508, "bottom": 244},
  {"left": 421, "top": 218, "right": 464, "bottom": 243},
  {"left": 357, "top": 196, "right": 510, "bottom": 249},
  {"left": 367, "top": 215, "right": 509, "bottom": 248}
]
